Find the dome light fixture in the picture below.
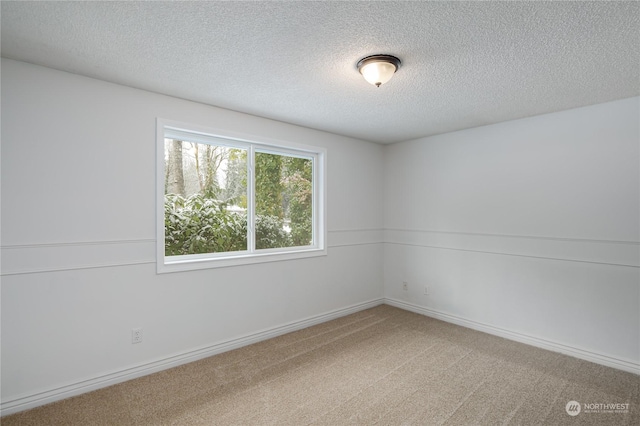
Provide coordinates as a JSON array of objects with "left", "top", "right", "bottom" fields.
[{"left": 357, "top": 54, "right": 401, "bottom": 87}]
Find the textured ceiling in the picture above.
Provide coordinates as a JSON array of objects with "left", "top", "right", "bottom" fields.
[{"left": 1, "top": 1, "right": 639, "bottom": 144}]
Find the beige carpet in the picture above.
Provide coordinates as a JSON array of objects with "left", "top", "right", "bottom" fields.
[{"left": 3, "top": 305, "right": 638, "bottom": 425}]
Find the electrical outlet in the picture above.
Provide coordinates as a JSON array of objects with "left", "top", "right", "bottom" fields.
[
  {"left": 424, "top": 286, "right": 429, "bottom": 295},
  {"left": 132, "top": 328, "right": 143, "bottom": 344},
  {"left": 402, "top": 282, "right": 408, "bottom": 291}
]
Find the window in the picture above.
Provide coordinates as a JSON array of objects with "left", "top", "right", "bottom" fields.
[{"left": 157, "top": 119, "right": 326, "bottom": 273}]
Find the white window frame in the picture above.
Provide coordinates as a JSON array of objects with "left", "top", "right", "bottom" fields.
[{"left": 156, "top": 118, "right": 327, "bottom": 273}]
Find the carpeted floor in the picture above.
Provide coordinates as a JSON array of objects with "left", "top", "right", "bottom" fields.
[{"left": 3, "top": 305, "right": 638, "bottom": 425}]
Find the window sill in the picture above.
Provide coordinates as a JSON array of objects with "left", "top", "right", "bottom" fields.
[{"left": 157, "top": 247, "right": 327, "bottom": 274}]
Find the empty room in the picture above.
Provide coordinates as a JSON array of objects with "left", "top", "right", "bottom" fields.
[{"left": 1, "top": 1, "right": 638, "bottom": 425}]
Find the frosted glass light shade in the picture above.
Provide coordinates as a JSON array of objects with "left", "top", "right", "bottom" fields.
[
  {"left": 357, "top": 55, "right": 401, "bottom": 87},
  {"left": 360, "top": 62, "right": 396, "bottom": 87}
]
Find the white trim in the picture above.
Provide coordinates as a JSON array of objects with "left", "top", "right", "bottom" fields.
[
  {"left": 0, "top": 261, "right": 156, "bottom": 276},
  {"left": 161, "top": 247, "right": 327, "bottom": 273},
  {"left": 248, "top": 144, "right": 256, "bottom": 254},
  {"left": 1, "top": 239, "right": 156, "bottom": 276},
  {"left": 0, "top": 239, "right": 156, "bottom": 249},
  {"left": 384, "top": 298, "right": 640, "bottom": 375},
  {"left": 159, "top": 118, "right": 325, "bottom": 154},
  {"left": 328, "top": 228, "right": 384, "bottom": 233},
  {"left": 328, "top": 242, "right": 382, "bottom": 248},
  {"left": 384, "top": 228, "right": 639, "bottom": 246},
  {"left": 6, "top": 224, "right": 636, "bottom": 274},
  {"left": 0, "top": 298, "right": 384, "bottom": 416},
  {"left": 384, "top": 228, "right": 639, "bottom": 268},
  {"left": 156, "top": 118, "right": 167, "bottom": 272},
  {"left": 384, "top": 242, "right": 639, "bottom": 269},
  {"left": 0, "top": 230, "right": 379, "bottom": 276}
]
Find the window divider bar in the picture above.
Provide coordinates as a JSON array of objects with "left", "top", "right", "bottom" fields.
[{"left": 247, "top": 145, "right": 256, "bottom": 253}]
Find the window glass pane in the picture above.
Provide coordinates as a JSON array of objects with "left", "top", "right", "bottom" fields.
[
  {"left": 284, "top": 156, "right": 314, "bottom": 247},
  {"left": 255, "top": 152, "right": 313, "bottom": 249},
  {"left": 164, "top": 139, "right": 247, "bottom": 255}
]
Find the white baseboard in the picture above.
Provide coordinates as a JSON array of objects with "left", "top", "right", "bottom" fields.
[
  {"left": 384, "top": 298, "right": 640, "bottom": 375},
  {"left": 0, "top": 298, "right": 384, "bottom": 416}
]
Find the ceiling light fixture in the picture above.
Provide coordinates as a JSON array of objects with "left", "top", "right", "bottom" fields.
[{"left": 357, "top": 54, "right": 401, "bottom": 87}]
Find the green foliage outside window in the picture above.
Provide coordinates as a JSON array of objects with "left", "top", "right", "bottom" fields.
[
  {"left": 165, "top": 194, "right": 291, "bottom": 255},
  {"left": 255, "top": 153, "right": 313, "bottom": 248},
  {"left": 282, "top": 157, "right": 313, "bottom": 246}
]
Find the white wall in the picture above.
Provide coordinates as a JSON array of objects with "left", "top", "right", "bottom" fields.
[
  {"left": 0, "top": 59, "right": 385, "bottom": 414},
  {"left": 384, "top": 97, "right": 640, "bottom": 373}
]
